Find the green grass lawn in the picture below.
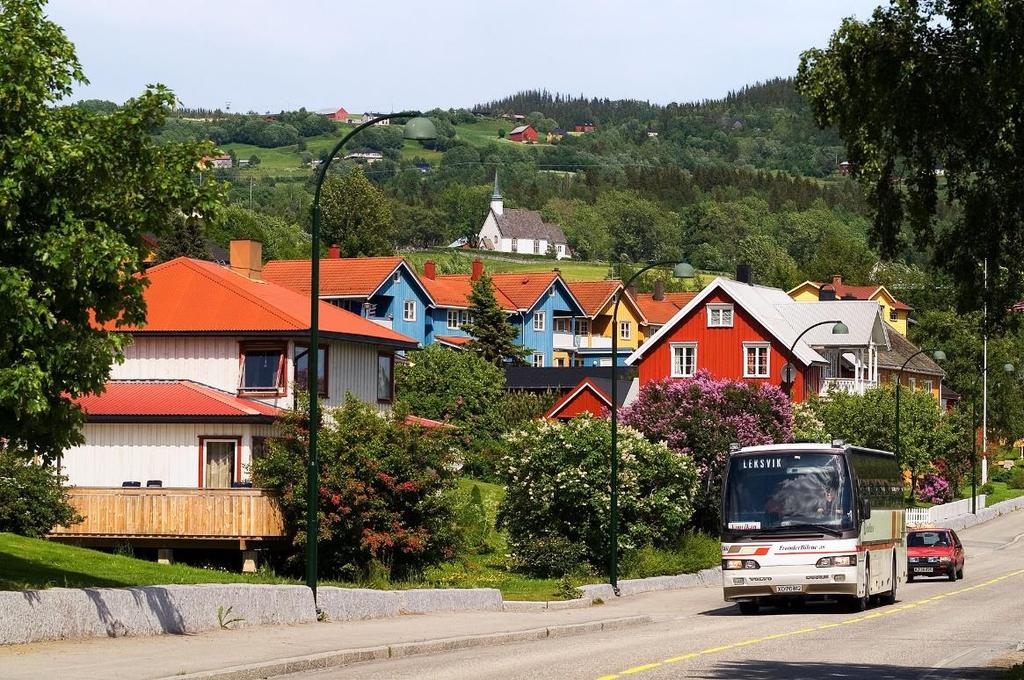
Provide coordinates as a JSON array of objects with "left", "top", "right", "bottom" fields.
[
  {"left": 980, "top": 480, "right": 1024, "bottom": 506},
  {"left": 402, "top": 249, "right": 614, "bottom": 281}
]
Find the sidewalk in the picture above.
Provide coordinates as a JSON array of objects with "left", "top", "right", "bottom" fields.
[{"left": 0, "top": 586, "right": 717, "bottom": 680}]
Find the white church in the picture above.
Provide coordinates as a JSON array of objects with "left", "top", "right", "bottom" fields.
[{"left": 476, "top": 174, "right": 570, "bottom": 260}]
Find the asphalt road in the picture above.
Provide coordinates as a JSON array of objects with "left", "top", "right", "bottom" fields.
[{"left": 296, "top": 510, "right": 1024, "bottom": 680}]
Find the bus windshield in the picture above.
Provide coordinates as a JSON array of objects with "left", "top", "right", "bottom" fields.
[{"left": 724, "top": 452, "right": 855, "bottom": 533}]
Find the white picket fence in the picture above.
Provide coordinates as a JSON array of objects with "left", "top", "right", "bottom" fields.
[{"left": 906, "top": 495, "right": 987, "bottom": 526}]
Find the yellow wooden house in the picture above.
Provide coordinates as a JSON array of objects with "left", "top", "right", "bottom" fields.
[
  {"left": 556, "top": 281, "right": 646, "bottom": 367},
  {"left": 788, "top": 275, "right": 913, "bottom": 337}
]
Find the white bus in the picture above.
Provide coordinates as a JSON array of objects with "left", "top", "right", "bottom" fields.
[{"left": 720, "top": 441, "right": 906, "bottom": 614}]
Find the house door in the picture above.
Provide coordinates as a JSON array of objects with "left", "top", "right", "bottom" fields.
[{"left": 204, "top": 440, "right": 236, "bottom": 488}]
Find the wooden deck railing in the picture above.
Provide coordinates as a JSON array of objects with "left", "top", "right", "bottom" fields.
[{"left": 50, "top": 487, "right": 286, "bottom": 540}]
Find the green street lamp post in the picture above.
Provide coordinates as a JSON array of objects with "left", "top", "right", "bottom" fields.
[
  {"left": 894, "top": 349, "right": 946, "bottom": 475},
  {"left": 969, "top": 362, "right": 1014, "bottom": 514},
  {"left": 780, "top": 320, "right": 848, "bottom": 400},
  {"left": 306, "top": 112, "right": 436, "bottom": 596},
  {"left": 609, "top": 260, "right": 693, "bottom": 594}
]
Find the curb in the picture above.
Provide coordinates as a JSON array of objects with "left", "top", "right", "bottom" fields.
[{"left": 161, "top": 615, "right": 653, "bottom": 680}]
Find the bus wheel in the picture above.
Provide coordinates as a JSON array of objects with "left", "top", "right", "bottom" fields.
[
  {"left": 738, "top": 601, "right": 760, "bottom": 615},
  {"left": 879, "top": 560, "right": 897, "bottom": 605}
]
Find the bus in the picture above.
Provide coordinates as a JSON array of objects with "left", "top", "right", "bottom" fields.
[{"left": 720, "top": 441, "right": 906, "bottom": 614}]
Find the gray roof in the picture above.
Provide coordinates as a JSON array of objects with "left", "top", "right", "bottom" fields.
[
  {"left": 774, "top": 301, "right": 889, "bottom": 349},
  {"left": 493, "top": 208, "right": 567, "bottom": 244},
  {"left": 876, "top": 329, "right": 944, "bottom": 376}
]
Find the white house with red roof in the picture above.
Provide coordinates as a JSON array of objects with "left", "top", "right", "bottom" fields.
[{"left": 63, "top": 240, "right": 418, "bottom": 491}]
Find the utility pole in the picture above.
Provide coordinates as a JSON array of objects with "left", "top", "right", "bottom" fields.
[
  {"left": 982, "top": 259, "right": 989, "bottom": 484},
  {"left": 249, "top": 175, "right": 254, "bottom": 211}
]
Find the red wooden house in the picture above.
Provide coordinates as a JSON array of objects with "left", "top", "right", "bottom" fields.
[
  {"left": 544, "top": 377, "right": 636, "bottom": 421},
  {"left": 574, "top": 122, "right": 595, "bottom": 132},
  {"left": 626, "top": 277, "right": 890, "bottom": 403},
  {"left": 508, "top": 125, "right": 538, "bottom": 143},
  {"left": 326, "top": 106, "right": 349, "bottom": 122}
]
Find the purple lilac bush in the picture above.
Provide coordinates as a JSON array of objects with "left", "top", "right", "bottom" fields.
[
  {"left": 916, "top": 473, "right": 953, "bottom": 505},
  {"left": 621, "top": 371, "right": 793, "bottom": 529}
]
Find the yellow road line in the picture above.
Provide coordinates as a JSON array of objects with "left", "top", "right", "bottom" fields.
[{"left": 597, "top": 567, "right": 1024, "bottom": 679}]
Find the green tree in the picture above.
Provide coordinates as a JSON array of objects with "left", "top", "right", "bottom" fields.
[
  {"left": 156, "top": 214, "right": 210, "bottom": 262},
  {"left": 248, "top": 154, "right": 261, "bottom": 167},
  {"left": 797, "top": 0, "right": 1024, "bottom": 322},
  {"left": 0, "top": 450, "right": 81, "bottom": 536},
  {"left": 738, "top": 234, "right": 801, "bottom": 289},
  {"left": 0, "top": 0, "right": 223, "bottom": 461},
  {"left": 462, "top": 273, "right": 530, "bottom": 365},
  {"left": 212, "top": 205, "right": 311, "bottom": 261},
  {"left": 319, "top": 166, "right": 396, "bottom": 256}
]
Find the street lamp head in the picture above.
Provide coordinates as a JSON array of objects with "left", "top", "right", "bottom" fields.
[
  {"left": 932, "top": 350, "right": 946, "bottom": 362},
  {"left": 671, "top": 262, "right": 695, "bottom": 278},
  {"left": 1003, "top": 362, "right": 1015, "bottom": 374},
  {"left": 831, "top": 321, "right": 849, "bottom": 335},
  {"left": 403, "top": 116, "right": 437, "bottom": 141}
]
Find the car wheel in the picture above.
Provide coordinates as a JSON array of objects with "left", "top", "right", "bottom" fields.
[
  {"left": 738, "top": 601, "right": 759, "bottom": 615},
  {"left": 957, "top": 564, "right": 964, "bottom": 579},
  {"left": 879, "top": 560, "right": 897, "bottom": 605},
  {"left": 948, "top": 566, "right": 957, "bottom": 581}
]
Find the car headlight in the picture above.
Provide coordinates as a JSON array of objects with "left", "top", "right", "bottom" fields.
[
  {"left": 723, "top": 559, "right": 759, "bottom": 570},
  {"left": 816, "top": 555, "right": 857, "bottom": 567},
  {"left": 939, "top": 556, "right": 952, "bottom": 563}
]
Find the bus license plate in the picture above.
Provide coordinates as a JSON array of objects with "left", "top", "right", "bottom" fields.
[{"left": 775, "top": 585, "right": 803, "bottom": 593}]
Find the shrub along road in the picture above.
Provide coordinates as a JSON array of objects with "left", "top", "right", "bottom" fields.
[{"left": 293, "top": 509, "right": 1024, "bottom": 680}]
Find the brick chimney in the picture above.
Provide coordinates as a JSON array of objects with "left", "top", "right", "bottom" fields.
[
  {"left": 653, "top": 278, "right": 665, "bottom": 301},
  {"left": 229, "top": 239, "right": 263, "bottom": 280},
  {"left": 327, "top": 244, "right": 341, "bottom": 259},
  {"left": 832, "top": 274, "right": 843, "bottom": 287},
  {"left": 471, "top": 257, "right": 484, "bottom": 282},
  {"left": 423, "top": 260, "right": 437, "bottom": 280},
  {"left": 626, "top": 284, "right": 637, "bottom": 300}
]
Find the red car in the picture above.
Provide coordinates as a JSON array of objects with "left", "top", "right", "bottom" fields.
[{"left": 907, "top": 528, "right": 965, "bottom": 581}]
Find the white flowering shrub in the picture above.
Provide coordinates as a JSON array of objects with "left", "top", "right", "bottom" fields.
[{"left": 497, "top": 415, "right": 698, "bottom": 575}]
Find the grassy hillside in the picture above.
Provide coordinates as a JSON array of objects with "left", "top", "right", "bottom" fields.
[{"left": 403, "top": 249, "right": 614, "bottom": 281}]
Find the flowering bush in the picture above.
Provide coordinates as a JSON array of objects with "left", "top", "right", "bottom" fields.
[
  {"left": 251, "top": 398, "right": 460, "bottom": 581},
  {"left": 916, "top": 473, "right": 953, "bottom": 505},
  {"left": 497, "top": 415, "right": 698, "bottom": 575},
  {"left": 621, "top": 372, "right": 793, "bottom": 529}
]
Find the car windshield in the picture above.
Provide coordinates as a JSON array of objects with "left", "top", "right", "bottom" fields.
[
  {"left": 724, "top": 452, "right": 855, "bottom": 532},
  {"left": 908, "top": 531, "right": 950, "bottom": 547}
]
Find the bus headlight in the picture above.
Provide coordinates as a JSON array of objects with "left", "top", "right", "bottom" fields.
[
  {"left": 723, "top": 559, "right": 760, "bottom": 570},
  {"left": 816, "top": 555, "right": 857, "bottom": 568}
]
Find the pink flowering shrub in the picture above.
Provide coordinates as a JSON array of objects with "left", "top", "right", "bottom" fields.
[
  {"left": 916, "top": 473, "right": 953, "bottom": 505},
  {"left": 621, "top": 371, "right": 793, "bottom": 529}
]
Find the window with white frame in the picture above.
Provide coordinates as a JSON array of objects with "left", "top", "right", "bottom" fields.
[
  {"left": 447, "top": 309, "right": 464, "bottom": 329},
  {"left": 553, "top": 317, "right": 571, "bottom": 333},
  {"left": 533, "top": 311, "right": 545, "bottom": 331},
  {"left": 511, "top": 238, "right": 518, "bottom": 252},
  {"left": 908, "top": 377, "right": 917, "bottom": 391},
  {"left": 577, "top": 319, "right": 591, "bottom": 336},
  {"left": 671, "top": 343, "right": 697, "bottom": 378},
  {"left": 743, "top": 343, "right": 770, "bottom": 378},
  {"left": 403, "top": 299, "right": 416, "bottom": 322},
  {"left": 924, "top": 379, "right": 933, "bottom": 393},
  {"left": 533, "top": 240, "right": 540, "bottom": 254},
  {"left": 707, "top": 303, "right": 734, "bottom": 328},
  {"left": 532, "top": 353, "right": 545, "bottom": 367},
  {"left": 620, "top": 320, "right": 632, "bottom": 340}
]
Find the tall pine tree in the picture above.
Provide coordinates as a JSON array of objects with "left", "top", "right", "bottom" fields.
[{"left": 462, "top": 273, "right": 529, "bottom": 366}]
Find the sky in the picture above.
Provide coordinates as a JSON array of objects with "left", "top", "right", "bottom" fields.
[{"left": 48, "top": 0, "right": 884, "bottom": 114}]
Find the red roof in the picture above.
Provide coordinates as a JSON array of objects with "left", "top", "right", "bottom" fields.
[
  {"left": 813, "top": 281, "right": 913, "bottom": 311},
  {"left": 403, "top": 415, "right": 455, "bottom": 429},
  {"left": 263, "top": 257, "right": 409, "bottom": 298},
  {"left": 634, "top": 292, "right": 697, "bottom": 325},
  {"left": 435, "top": 335, "right": 471, "bottom": 347},
  {"left": 567, "top": 280, "right": 621, "bottom": 317},
  {"left": 114, "top": 258, "right": 416, "bottom": 347},
  {"left": 489, "top": 272, "right": 565, "bottom": 310},
  {"left": 76, "top": 381, "right": 282, "bottom": 420},
  {"left": 424, "top": 275, "right": 517, "bottom": 310}
]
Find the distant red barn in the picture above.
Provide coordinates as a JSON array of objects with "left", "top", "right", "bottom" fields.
[
  {"left": 326, "top": 107, "right": 349, "bottom": 122},
  {"left": 574, "top": 122, "right": 595, "bottom": 133},
  {"left": 508, "top": 125, "right": 538, "bottom": 143}
]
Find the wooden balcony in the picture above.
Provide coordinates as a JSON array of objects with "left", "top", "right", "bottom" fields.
[{"left": 49, "top": 487, "right": 287, "bottom": 548}]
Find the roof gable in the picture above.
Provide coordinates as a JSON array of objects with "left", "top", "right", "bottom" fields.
[
  {"left": 490, "top": 272, "right": 582, "bottom": 313},
  {"left": 263, "top": 257, "right": 434, "bottom": 303},
  {"left": 117, "top": 258, "right": 416, "bottom": 347},
  {"left": 492, "top": 208, "right": 567, "bottom": 244},
  {"left": 634, "top": 291, "right": 697, "bottom": 325}
]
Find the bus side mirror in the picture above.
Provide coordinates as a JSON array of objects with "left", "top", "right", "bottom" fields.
[{"left": 859, "top": 498, "right": 871, "bottom": 520}]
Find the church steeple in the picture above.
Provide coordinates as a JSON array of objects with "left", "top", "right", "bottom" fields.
[{"left": 490, "top": 170, "right": 504, "bottom": 216}]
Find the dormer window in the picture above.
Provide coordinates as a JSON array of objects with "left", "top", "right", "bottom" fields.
[{"left": 707, "top": 303, "right": 734, "bottom": 328}]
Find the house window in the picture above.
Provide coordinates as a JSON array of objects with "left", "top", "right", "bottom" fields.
[
  {"left": 251, "top": 436, "right": 271, "bottom": 462},
  {"left": 671, "top": 343, "right": 697, "bottom": 378},
  {"left": 889, "top": 309, "right": 899, "bottom": 321},
  {"left": 239, "top": 344, "right": 285, "bottom": 394},
  {"left": 511, "top": 238, "right": 518, "bottom": 252},
  {"left": 393, "top": 270, "right": 401, "bottom": 283},
  {"left": 403, "top": 299, "right": 416, "bottom": 322},
  {"left": 447, "top": 309, "right": 463, "bottom": 329},
  {"left": 743, "top": 343, "right": 770, "bottom": 378},
  {"left": 555, "top": 357, "right": 566, "bottom": 367},
  {"left": 533, "top": 311, "right": 545, "bottom": 331},
  {"left": 377, "top": 352, "right": 394, "bottom": 403},
  {"left": 707, "top": 304, "right": 734, "bottom": 328},
  {"left": 293, "top": 344, "right": 328, "bottom": 396},
  {"left": 620, "top": 320, "right": 632, "bottom": 340},
  {"left": 200, "top": 438, "right": 237, "bottom": 488},
  {"left": 553, "top": 317, "right": 572, "bottom": 333},
  {"left": 924, "top": 379, "right": 933, "bottom": 393},
  {"left": 532, "top": 353, "right": 545, "bottom": 367},
  {"left": 556, "top": 244, "right": 565, "bottom": 255},
  {"left": 577, "top": 319, "right": 591, "bottom": 336},
  {"left": 908, "top": 377, "right": 917, "bottom": 391},
  {"left": 533, "top": 240, "right": 540, "bottom": 254}
]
